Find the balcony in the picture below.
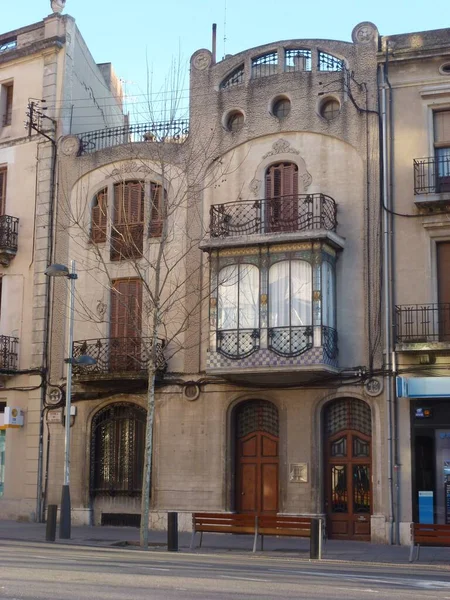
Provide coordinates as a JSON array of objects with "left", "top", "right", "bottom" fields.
[
  {"left": 72, "top": 337, "right": 167, "bottom": 381},
  {"left": 0, "top": 335, "right": 19, "bottom": 371},
  {"left": 0, "top": 215, "right": 19, "bottom": 266},
  {"left": 203, "top": 194, "right": 342, "bottom": 250},
  {"left": 414, "top": 157, "right": 450, "bottom": 206},
  {"left": 78, "top": 119, "right": 189, "bottom": 155},
  {"left": 395, "top": 303, "right": 450, "bottom": 351},
  {"left": 208, "top": 325, "right": 338, "bottom": 384}
]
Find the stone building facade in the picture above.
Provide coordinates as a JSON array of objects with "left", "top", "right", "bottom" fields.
[
  {"left": 0, "top": 7, "right": 124, "bottom": 521},
  {"left": 50, "top": 22, "right": 395, "bottom": 541}
]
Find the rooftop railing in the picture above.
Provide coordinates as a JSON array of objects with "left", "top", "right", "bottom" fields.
[{"left": 78, "top": 119, "right": 189, "bottom": 155}]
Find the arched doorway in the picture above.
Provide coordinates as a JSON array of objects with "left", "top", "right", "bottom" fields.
[
  {"left": 235, "top": 400, "right": 279, "bottom": 514},
  {"left": 324, "top": 398, "right": 372, "bottom": 540}
]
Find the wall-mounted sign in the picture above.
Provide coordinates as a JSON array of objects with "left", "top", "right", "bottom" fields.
[
  {"left": 289, "top": 463, "right": 308, "bottom": 483},
  {"left": 46, "top": 409, "right": 63, "bottom": 424},
  {"left": 2, "top": 407, "right": 24, "bottom": 429}
]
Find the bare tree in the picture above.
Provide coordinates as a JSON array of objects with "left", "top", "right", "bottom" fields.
[{"left": 57, "top": 88, "right": 245, "bottom": 547}]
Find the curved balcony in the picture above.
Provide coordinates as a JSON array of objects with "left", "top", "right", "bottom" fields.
[
  {"left": 203, "top": 194, "right": 342, "bottom": 251},
  {"left": 73, "top": 337, "right": 166, "bottom": 380}
]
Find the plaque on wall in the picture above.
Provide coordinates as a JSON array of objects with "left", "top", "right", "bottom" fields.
[{"left": 289, "top": 463, "right": 308, "bottom": 483}]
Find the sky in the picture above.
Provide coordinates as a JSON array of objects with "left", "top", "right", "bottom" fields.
[{"left": 2, "top": 0, "right": 449, "bottom": 119}]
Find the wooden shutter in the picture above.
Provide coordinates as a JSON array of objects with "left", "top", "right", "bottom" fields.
[
  {"left": 111, "top": 181, "right": 144, "bottom": 260},
  {"left": 434, "top": 111, "right": 450, "bottom": 145},
  {"left": 149, "top": 183, "right": 163, "bottom": 237},
  {"left": 3, "top": 84, "right": 13, "bottom": 127},
  {"left": 437, "top": 242, "right": 450, "bottom": 341},
  {"left": 110, "top": 279, "right": 142, "bottom": 338},
  {"left": 265, "top": 163, "right": 299, "bottom": 231},
  {"left": 265, "top": 163, "right": 298, "bottom": 198},
  {"left": 91, "top": 188, "right": 107, "bottom": 243},
  {"left": 0, "top": 167, "right": 6, "bottom": 215}
]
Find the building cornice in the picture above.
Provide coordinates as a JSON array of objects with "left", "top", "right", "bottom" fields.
[{"left": 0, "top": 36, "right": 65, "bottom": 66}]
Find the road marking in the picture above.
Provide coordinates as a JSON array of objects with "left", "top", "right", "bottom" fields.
[{"left": 219, "top": 575, "right": 271, "bottom": 582}]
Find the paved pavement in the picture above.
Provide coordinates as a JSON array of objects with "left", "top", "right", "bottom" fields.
[{"left": 1, "top": 519, "right": 450, "bottom": 567}]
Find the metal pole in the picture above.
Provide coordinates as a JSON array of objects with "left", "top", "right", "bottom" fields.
[{"left": 59, "top": 260, "right": 76, "bottom": 539}]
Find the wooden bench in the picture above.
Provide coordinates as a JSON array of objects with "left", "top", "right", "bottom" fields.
[
  {"left": 409, "top": 523, "right": 450, "bottom": 562},
  {"left": 191, "top": 512, "right": 323, "bottom": 556},
  {"left": 190, "top": 512, "right": 256, "bottom": 550},
  {"left": 256, "top": 515, "right": 322, "bottom": 555}
]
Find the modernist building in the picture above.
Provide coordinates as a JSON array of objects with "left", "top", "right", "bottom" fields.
[
  {"left": 51, "top": 21, "right": 393, "bottom": 541},
  {"left": 0, "top": 4, "right": 124, "bottom": 521},
  {"left": 385, "top": 28, "right": 450, "bottom": 542}
]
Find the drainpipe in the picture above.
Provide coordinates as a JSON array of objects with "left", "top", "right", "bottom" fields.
[
  {"left": 385, "top": 50, "right": 400, "bottom": 547},
  {"left": 379, "top": 63, "right": 395, "bottom": 545}
]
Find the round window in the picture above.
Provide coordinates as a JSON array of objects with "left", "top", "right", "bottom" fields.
[
  {"left": 439, "top": 63, "right": 450, "bottom": 75},
  {"left": 272, "top": 98, "right": 291, "bottom": 119},
  {"left": 227, "top": 111, "right": 245, "bottom": 132},
  {"left": 320, "top": 98, "right": 341, "bottom": 121}
]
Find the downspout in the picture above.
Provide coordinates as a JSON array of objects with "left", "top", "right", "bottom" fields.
[
  {"left": 385, "top": 49, "right": 400, "bottom": 546},
  {"left": 379, "top": 62, "right": 395, "bottom": 545}
]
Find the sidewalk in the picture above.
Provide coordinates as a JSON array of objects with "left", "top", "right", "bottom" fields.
[{"left": 1, "top": 519, "right": 450, "bottom": 567}]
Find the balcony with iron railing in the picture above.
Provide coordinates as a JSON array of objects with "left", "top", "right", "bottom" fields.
[
  {"left": 0, "top": 215, "right": 19, "bottom": 266},
  {"left": 203, "top": 194, "right": 341, "bottom": 250},
  {"left": 77, "top": 119, "right": 189, "bottom": 155},
  {"left": 72, "top": 337, "right": 167, "bottom": 380},
  {"left": 414, "top": 156, "right": 450, "bottom": 201},
  {"left": 0, "top": 335, "right": 19, "bottom": 372},
  {"left": 208, "top": 325, "right": 338, "bottom": 384},
  {"left": 395, "top": 303, "right": 450, "bottom": 350}
]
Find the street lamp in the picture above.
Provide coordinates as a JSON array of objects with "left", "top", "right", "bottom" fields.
[{"left": 45, "top": 261, "right": 95, "bottom": 539}]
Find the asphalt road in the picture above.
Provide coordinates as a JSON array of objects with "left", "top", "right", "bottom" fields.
[{"left": 2, "top": 540, "right": 450, "bottom": 599}]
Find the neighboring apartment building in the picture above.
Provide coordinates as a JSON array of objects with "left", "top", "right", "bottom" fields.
[
  {"left": 0, "top": 5, "right": 124, "bottom": 521},
  {"left": 52, "top": 22, "right": 392, "bottom": 541},
  {"left": 386, "top": 28, "right": 450, "bottom": 543}
]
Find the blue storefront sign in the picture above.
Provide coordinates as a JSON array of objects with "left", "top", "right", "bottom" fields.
[
  {"left": 418, "top": 491, "right": 434, "bottom": 524},
  {"left": 397, "top": 377, "right": 450, "bottom": 399}
]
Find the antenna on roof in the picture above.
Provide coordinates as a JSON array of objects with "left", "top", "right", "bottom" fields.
[{"left": 223, "top": 0, "right": 227, "bottom": 59}]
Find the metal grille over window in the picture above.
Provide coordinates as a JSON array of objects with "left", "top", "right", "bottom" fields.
[
  {"left": 90, "top": 403, "right": 146, "bottom": 496},
  {"left": 325, "top": 399, "right": 371, "bottom": 437},
  {"left": 285, "top": 49, "right": 312, "bottom": 72},
  {"left": 318, "top": 51, "right": 344, "bottom": 72},
  {"left": 252, "top": 52, "right": 278, "bottom": 79},
  {"left": 236, "top": 400, "right": 279, "bottom": 438},
  {"left": 220, "top": 65, "right": 245, "bottom": 89}
]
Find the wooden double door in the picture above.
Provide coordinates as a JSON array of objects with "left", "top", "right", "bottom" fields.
[
  {"left": 235, "top": 401, "right": 279, "bottom": 515},
  {"left": 325, "top": 399, "right": 372, "bottom": 540}
]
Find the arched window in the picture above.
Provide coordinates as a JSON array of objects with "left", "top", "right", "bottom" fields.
[
  {"left": 90, "top": 403, "right": 146, "bottom": 497},
  {"left": 268, "top": 259, "right": 313, "bottom": 356},
  {"left": 265, "top": 162, "right": 299, "bottom": 232},
  {"left": 90, "top": 188, "right": 107, "bottom": 243},
  {"left": 217, "top": 264, "right": 259, "bottom": 358}
]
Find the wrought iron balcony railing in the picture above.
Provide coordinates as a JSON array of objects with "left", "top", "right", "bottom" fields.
[
  {"left": 78, "top": 119, "right": 189, "bottom": 155},
  {"left": 395, "top": 303, "right": 450, "bottom": 343},
  {"left": 210, "top": 194, "right": 337, "bottom": 239},
  {"left": 0, "top": 335, "right": 19, "bottom": 371},
  {"left": 0, "top": 215, "right": 19, "bottom": 265},
  {"left": 73, "top": 337, "right": 167, "bottom": 376},
  {"left": 216, "top": 326, "right": 337, "bottom": 360},
  {"left": 414, "top": 157, "right": 450, "bottom": 194}
]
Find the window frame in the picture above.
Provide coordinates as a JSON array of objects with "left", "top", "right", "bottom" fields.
[
  {"left": 0, "top": 166, "right": 6, "bottom": 215},
  {"left": 2, "top": 82, "right": 13, "bottom": 127}
]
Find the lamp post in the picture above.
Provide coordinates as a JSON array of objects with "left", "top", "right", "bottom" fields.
[{"left": 45, "top": 260, "right": 95, "bottom": 539}]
